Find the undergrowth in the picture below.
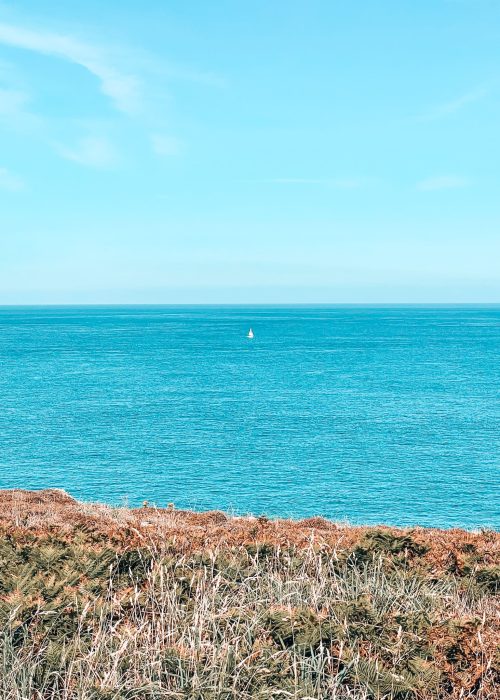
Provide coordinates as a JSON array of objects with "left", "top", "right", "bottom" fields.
[{"left": 0, "top": 493, "right": 498, "bottom": 699}]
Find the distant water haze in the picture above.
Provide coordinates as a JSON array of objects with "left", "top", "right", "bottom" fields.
[{"left": 0, "top": 305, "right": 498, "bottom": 529}]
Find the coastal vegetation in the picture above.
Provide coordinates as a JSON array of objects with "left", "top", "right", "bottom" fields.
[{"left": 0, "top": 489, "right": 498, "bottom": 699}]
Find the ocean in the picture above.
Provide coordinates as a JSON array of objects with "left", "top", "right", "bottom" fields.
[{"left": 0, "top": 305, "right": 498, "bottom": 528}]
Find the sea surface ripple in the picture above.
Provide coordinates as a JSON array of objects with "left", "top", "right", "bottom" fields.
[{"left": 0, "top": 305, "right": 498, "bottom": 528}]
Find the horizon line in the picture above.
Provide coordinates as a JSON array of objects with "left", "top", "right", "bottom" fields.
[{"left": 1, "top": 302, "right": 500, "bottom": 308}]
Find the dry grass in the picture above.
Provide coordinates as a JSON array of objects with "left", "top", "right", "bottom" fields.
[{"left": 0, "top": 489, "right": 498, "bottom": 700}]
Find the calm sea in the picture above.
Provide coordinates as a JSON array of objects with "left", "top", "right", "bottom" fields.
[{"left": 0, "top": 305, "right": 498, "bottom": 528}]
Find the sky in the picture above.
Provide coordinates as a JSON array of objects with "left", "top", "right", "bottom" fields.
[{"left": 0, "top": 0, "right": 499, "bottom": 304}]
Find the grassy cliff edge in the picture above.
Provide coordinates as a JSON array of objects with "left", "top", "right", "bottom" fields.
[{"left": 0, "top": 489, "right": 498, "bottom": 699}]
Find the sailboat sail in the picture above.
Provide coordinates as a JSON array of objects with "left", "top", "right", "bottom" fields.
[{"left": 247, "top": 328, "right": 254, "bottom": 339}]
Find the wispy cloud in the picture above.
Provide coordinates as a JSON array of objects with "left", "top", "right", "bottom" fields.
[
  {"left": 0, "top": 166, "right": 24, "bottom": 191},
  {"left": 0, "top": 22, "right": 140, "bottom": 114},
  {"left": 0, "top": 19, "right": 221, "bottom": 172},
  {"left": 0, "top": 86, "right": 28, "bottom": 115},
  {"left": 268, "top": 178, "right": 366, "bottom": 188},
  {"left": 419, "top": 85, "right": 490, "bottom": 121},
  {"left": 416, "top": 175, "right": 469, "bottom": 191},
  {"left": 150, "top": 133, "right": 182, "bottom": 156},
  {"left": 158, "top": 63, "right": 226, "bottom": 89},
  {"left": 0, "top": 86, "right": 40, "bottom": 129},
  {"left": 56, "top": 136, "right": 118, "bottom": 168}
]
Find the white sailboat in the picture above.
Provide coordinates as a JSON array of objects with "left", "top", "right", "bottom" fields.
[{"left": 247, "top": 327, "right": 254, "bottom": 339}]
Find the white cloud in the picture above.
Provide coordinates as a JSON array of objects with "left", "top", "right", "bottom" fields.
[
  {"left": 0, "top": 86, "right": 40, "bottom": 129},
  {"left": 56, "top": 136, "right": 118, "bottom": 168},
  {"left": 438, "top": 87, "right": 488, "bottom": 115},
  {"left": 159, "top": 63, "right": 226, "bottom": 89},
  {"left": 150, "top": 133, "right": 182, "bottom": 156},
  {"left": 0, "top": 21, "right": 221, "bottom": 165},
  {"left": 268, "top": 177, "right": 366, "bottom": 188},
  {"left": 416, "top": 175, "right": 469, "bottom": 191},
  {"left": 0, "top": 86, "right": 27, "bottom": 114},
  {"left": 0, "top": 166, "right": 24, "bottom": 191},
  {"left": 0, "top": 22, "right": 140, "bottom": 114},
  {"left": 419, "top": 85, "right": 489, "bottom": 121}
]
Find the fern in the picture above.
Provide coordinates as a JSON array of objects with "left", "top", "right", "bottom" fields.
[
  {"left": 351, "top": 655, "right": 440, "bottom": 698},
  {"left": 29, "top": 544, "right": 68, "bottom": 571},
  {"left": 353, "top": 656, "right": 417, "bottom": 697}
]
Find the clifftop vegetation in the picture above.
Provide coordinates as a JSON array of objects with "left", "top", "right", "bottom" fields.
[{"left": 0, "top": 489, "right": 498, "bottom": 699}]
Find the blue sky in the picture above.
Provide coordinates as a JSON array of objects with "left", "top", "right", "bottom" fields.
[{"left": 0, "top": 0, "right": 499, "bottom": 303}]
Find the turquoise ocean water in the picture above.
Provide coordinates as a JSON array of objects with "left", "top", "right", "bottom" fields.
[{"left": 0, "top": 305, "right": 498, "bottom": 528}]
